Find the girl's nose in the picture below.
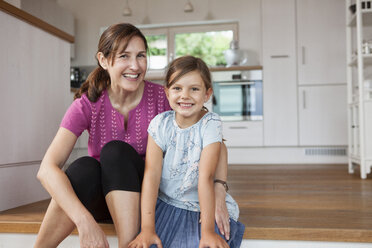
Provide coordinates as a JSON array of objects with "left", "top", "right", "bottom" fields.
[{"left": 181, "top": 90, "right": 190, "bottom": 99}]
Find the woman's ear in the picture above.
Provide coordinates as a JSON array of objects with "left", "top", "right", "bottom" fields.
[{"left": 96, "top": 52, "right": 108, "bottom": 70}]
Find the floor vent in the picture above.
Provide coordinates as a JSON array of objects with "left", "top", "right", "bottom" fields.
[{"left": 304, "top": 148, "right": 347, "bottom": 156}]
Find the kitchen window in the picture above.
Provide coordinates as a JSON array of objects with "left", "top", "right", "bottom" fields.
[{"left": 138, "top": 21, "right": 238, "bottom": 71}]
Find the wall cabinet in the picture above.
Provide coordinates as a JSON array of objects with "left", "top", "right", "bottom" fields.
[
  {"left": 296, "top": 0, "right": 347, "bottom": 85},
  {"left": 298, "top": 85, "right": 348, "bottom": 146},
  {"left": 346, "top": 0, "right": 372, "bottom": 178},
  {"left": 262, "top": 0, "right": 347, "bottom": 148},
  {"left": 262, "top": 0, "right": 298, "bottom": 146}
]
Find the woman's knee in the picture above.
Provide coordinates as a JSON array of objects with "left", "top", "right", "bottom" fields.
[
  {"left": 65, "top": 157, "right": 103, "bottom": 205},
  {"left": 100, "top": 141, "right": 144, "bottom": 194}
]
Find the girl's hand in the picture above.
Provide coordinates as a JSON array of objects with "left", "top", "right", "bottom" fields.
[
  {"left": 128, "top": 231, "right": 162, "bottom": 248},
  {"left": 199, "top": 231, "right": 229, "bottom": 248},
  {"left": 77, "top": 216, "right": 109, "bottom": 248},
  {"left": 214, "top": 183, "right": 230, "bottom": 240}
]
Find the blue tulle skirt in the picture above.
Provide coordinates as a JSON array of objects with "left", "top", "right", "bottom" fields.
[{"left": 149, "top": 199, "right": 245, "bottom": 248}]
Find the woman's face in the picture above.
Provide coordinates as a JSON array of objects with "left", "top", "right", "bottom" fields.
[{"left": 100, "top": 36, "right": 147, "bottom": 92}]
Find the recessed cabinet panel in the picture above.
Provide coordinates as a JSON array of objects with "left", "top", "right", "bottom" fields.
[
  {"left": 297, "top": 0, "right": 346, "bottom": 85},
  {"left": 298, "top": 85, "right": 347, "bottom": 146}
]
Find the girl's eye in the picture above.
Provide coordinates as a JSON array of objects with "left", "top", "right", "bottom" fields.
[
  {"left": 119, "top": 54, "right": 128, "bottom": 58},
  {"left": 192, "top": 87, "right": 200, "bottom": 91},
  {"left": 138, "top": 53, "right": 146, "bottom": 58},
  {"left": 172, "top": 86, "right": 181, "bottom": 91}
]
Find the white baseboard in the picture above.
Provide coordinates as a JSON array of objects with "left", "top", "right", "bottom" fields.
[
  {"left": 228, "top": 147, "right": 348, "bottom": 164},
  {"left": 1, "top": 234, "right": 371, "bottom": 248}
]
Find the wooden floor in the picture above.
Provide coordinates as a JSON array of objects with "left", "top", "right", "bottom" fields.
[{"left": 1, "top": 164, "right": 372, "bottom": 242}]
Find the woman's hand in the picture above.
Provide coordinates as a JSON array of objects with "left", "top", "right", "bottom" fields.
[
  {"left": 199, "top": 231, "right": 229, "bottom": 248},
  {"left": 214, "top": 183, "right": 230, "bottom": 241},
  {"left": 128, "top": 231, "right": 162, "bottom": 248},
  {"left": 76, "top": 214, "right": 109, "bottom": 248}
]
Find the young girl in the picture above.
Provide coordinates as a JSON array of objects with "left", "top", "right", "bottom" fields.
[{"left": 129, "top": 56, "right": 245, "bottom": 248}]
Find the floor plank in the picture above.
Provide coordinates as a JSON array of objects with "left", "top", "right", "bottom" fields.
[{"left": 1, "top": 164, "right": 372, "bottom": 242}]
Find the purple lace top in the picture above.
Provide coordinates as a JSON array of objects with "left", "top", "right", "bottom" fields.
[{"left": 61, "top": 81, "right": 171, "bottom": 161}]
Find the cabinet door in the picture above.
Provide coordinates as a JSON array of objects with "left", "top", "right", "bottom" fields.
[
  {"left": 262, "top": 0, "right": 298, "bottom": 146},
  {"left": 297, "top": 0, "right": 346, "bottom": 85},
  {"left": 222, "top": 121, "right": 263, "bottom": 147},
  {"left": 298, "top": 85, "right": 347, "bottom": 146}
]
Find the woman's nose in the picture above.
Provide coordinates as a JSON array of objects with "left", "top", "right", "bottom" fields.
[{"left": 129, "top": 57, "right": 139, "bottom": 70}]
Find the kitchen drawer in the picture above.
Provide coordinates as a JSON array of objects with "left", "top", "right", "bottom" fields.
[{"left": 222, "top": 121, "right": 263, "bottom": 147}]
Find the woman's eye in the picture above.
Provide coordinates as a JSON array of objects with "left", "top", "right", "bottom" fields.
[
  {"left": 138, "top": 53, "right": 146, "bottom": 58},
  {"left": 119, "top": 54, "right": 128, "bottom": 58}
]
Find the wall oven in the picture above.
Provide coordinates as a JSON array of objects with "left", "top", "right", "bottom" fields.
[{"left": 212, "top": 69, "right": 263, "bottom": 121}]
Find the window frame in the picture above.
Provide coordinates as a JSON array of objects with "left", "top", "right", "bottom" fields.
[{"left": 138, "top": 21, "right": 239, "bottom": 76}]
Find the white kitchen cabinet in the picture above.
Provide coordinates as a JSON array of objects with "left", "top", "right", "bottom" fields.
[
  {"left": 345, "top": 0, "right": 372, "bottom": 178},
  {"left": 262, "top": 0, "right": 298, "bottom": 146},
  {"left": 297, "top": 0, "right": 347, "bottom": 85},
  {"left": 222, "top": 121, "right": 263, "bottom": 147},
  {"left": 298, "top": 85, "right": 348, "bottom": 146}
]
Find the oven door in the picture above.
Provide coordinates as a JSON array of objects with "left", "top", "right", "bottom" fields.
[{"left": 212, "top": 80, "right": 263, "bottom": 121}]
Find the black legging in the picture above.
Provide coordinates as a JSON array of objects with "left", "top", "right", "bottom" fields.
[{"left": 65, "top": 140, "right": 145, "bottom": 222}]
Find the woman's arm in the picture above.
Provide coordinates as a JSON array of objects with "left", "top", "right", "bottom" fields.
[
  {"left": 214, "top": 142, "right": 230, "bottom": 240},
  {"left": 198, "top": 142, "right": 228, "bottom": 248},
  {"left": 128, "top": 135, "right": 163, "bottom": 248},
  {"left": 37, "top": 127, "right": 108, "bottom": 248}
]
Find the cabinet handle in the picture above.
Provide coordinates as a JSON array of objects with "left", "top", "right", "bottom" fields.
[
  {"left": 270, "top": 55, "right": 289, "bottom": 58},
  {"left": 302, "top": 90, "right": 306, "bottom": 109},
  {"left": 229, "top": 126, "right": 248, "bottom": 129},
  {"left": 302, "top": 46, "right": 306, "bottom": 65}
]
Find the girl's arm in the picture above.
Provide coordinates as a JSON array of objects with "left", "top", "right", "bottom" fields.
[
  {"left": 214, "top": 142, "right": 230, "bottom": 240},
  {"left": 198, "top": 142, "right": 229, "bottom": 248},
  {"left": 128, "top": 135, "right": 163, "bottom": 248},
  {"left": 37, "top": 127, "right": 109, "bottom": 248}
]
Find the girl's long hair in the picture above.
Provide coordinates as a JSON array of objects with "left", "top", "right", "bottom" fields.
[{"left": 74, "top": 23, "right": 148, "bottom": 102}]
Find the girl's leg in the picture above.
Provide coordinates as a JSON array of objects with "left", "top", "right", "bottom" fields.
[
  {"left": 100, "top": 141, "right": 145, "bottom": 248},
  {"left": 34, "top": 156, "right": 109, "bottom": 248}
]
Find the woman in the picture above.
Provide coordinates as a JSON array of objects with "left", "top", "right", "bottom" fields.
[{"left": 34, "top": 23, "right": 230, "bottom": 248}]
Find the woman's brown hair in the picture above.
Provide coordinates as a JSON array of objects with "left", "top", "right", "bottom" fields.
[
  {"left": 165, "top": 55, "right": 212, "bottom": 91},
  {"left": 74, "top": 23, "right": 148, "bottom": 102}
]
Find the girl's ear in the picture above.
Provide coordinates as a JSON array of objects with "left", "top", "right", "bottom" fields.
[
  {"left": 164, "top": 87, "right": 170, "bottom": 99},
  {"left": 204, "top": 88, "right": 213, "bottom": 102},
  {"left": 97, "top": 52, "right": 108, "bottom": 70}
]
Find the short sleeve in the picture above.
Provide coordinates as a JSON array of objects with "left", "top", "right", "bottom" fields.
[
  {"left": 201, "top": 113, "right": 222, "bottom": 148},
  {"left": 60, "top": 95, "right": 91, "bottom": 137},
  {"left": 147, "top": 112, "right": 169, "bottom": 151}
]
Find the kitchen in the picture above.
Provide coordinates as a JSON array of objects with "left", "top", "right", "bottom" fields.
[{"left": 0, "top": 0, "right": 372, "bottom": 247}]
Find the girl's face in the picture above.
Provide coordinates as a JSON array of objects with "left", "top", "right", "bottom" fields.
[
  {"left": 98, "top": 36, "right": 147, "bottom": 92},
  {"left": 166, "top": 70, "right": 212, "bottom": 126}
]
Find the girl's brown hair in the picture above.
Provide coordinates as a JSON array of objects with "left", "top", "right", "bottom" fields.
[
  {"left": 74, "top": 23, "right": 148, "bottom": 102},
  {"left": 165, "top": 55, "right": 212, "bottom": 91}
]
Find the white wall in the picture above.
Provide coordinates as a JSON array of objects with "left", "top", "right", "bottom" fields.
[
  {"left": 4, "top": 0, "right": 21, "bottom": 8},
  {"left": 20, "top": 0, "right": 74, "bottom": 36},
  {"left": 56, "top": 0, "right": 262, "bottom": 67},
  {"left": 0, "top": 8, "right": 71, "bottom": 210}
]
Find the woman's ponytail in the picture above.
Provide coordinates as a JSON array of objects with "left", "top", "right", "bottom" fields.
[{"left": 74, "top": 66, "right": 110, "bottom": 102}]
